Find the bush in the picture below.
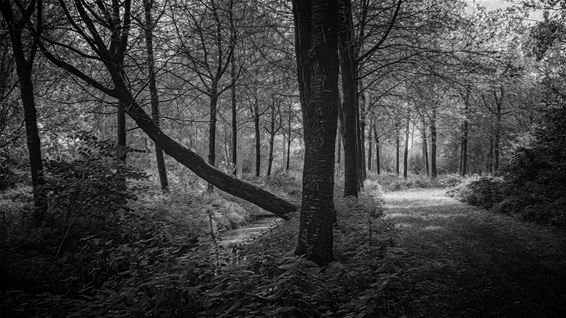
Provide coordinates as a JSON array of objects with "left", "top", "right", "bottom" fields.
[
  {"left": 450, "top": 106, "right": 566, "bottom": 228},
  {"left": 437, "top": 174, "right": 464, "bottom": 188},
  {"left": 449, "top": 176, "right": 505, "bottom": 209}
]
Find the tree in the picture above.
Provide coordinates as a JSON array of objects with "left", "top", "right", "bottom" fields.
[
  {"left": 292, "top": 0, "right": 339, "bottom": 265},
  {"left": 1, "top": 0, "right": 46, "bottom": 225},
  {"left": 143, "top": 0, "right": 168, "bottom": 191},
  {"left": 39, "top": 0, "right": 297, "bottom": 218}
]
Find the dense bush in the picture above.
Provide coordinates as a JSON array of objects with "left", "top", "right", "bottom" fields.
[
  {"left": 448, "top": 176, "right": 505, "bottom": 209},
  {"left": 450, "top": 106, "right": 566, "bottom": 228}
]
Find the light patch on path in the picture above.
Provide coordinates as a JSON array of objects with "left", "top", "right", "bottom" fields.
[{"left": 384, "top": 188, "right": 566, "bottom": 318}]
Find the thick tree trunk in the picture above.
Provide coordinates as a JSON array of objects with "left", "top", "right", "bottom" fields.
[
  {"left": 254, "top": 100, "right": 261, "bottom": 177},
  {"left": 143, "top": 0, "right": 168, "bottom": 191},
  {"left": 2, "top": 1, "right": 46, "bottom": 225},
  {"left": 422, "top": 119, "right": 429, "bottom": 176},
  {"left": 338, "top": 0, "right": 359, "bottom": 197},
  {"left": 403, "top": 115, "right": 409, "bottom": 179},
  {"left": 208, "top": 91, "right": 218, "bottom": 192},
  {"left": 293, "top": 0, "right": 338, "bottom": 265},
  {"left": 430, "top": 107, "right": 437, "bottom": 178}
]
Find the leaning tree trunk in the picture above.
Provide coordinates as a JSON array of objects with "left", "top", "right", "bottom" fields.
[
  {"left": 143, "top": 0, "right": 168, "bottom": 191},
  {"left": 338, "top": 0, "right": 359, "bottom": 197},
  {"left": 430, "top": 107, "right": 437, "bottom": 178},
  {"left": 293, "top": 0, "right": 339, "bottom": 265},
  {"left": 1, "top": 0, "right": 46, "bottom": 225}
]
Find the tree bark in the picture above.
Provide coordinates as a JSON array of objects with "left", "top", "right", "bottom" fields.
[
  {"left": 430, "top": 107, "right": 437, "bottom": 178},
  {"left": 143, "top": 0, "right": 168, "bottom": 191},
  {"left": 1, "top": 0, "right": 46, "bottom": 225},
  {"left": 293, "top": 0, "right": 338, "bottom": 265},
  {"left": 338, "top": 0, "right": 359, "bottom": 197}
]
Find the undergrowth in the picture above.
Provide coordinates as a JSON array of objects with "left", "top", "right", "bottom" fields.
[{"left": 1, "top": 174, "right": 398, "bottom": 317}]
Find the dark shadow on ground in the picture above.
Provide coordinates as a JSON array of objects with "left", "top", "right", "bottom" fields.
[{"left": 384, "top": 189, "right": 566, "bottom": 318}]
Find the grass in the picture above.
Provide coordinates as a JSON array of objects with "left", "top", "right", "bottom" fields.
[{"left": 383, "top": 188, "right": 566, "bottom": 317}]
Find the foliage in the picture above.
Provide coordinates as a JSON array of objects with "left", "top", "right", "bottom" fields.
[
  {"left": 1, "top": 181, "right": 398, "bottom": 317},
  {"left": 448, "top": 175, "right": 505, "bottom": 208},
  {"left": 449, "top": 106, "right": 566, "bottom": 228}
]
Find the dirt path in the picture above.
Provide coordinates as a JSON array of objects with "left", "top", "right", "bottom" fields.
[{"left": 384, "top": 188, "right": 566, "bottom": 318}]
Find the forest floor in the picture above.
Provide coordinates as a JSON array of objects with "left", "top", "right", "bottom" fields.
[{"left": 384, "top": 188, "right": 566, "bottom": 317}]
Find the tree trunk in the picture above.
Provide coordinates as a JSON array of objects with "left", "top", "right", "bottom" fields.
[
  {"left": 338, "top": 0, "right": 359, "bottom": 197},
  {"left": 143, "top": 0, "right": 168, "bottom": 191},
  {"left": 254, "top": 99, "right": 261, "bottom": 177},
  {"left": 2, "top": 1, "right": 46, "bottom": 225},
  {"left": 286, "top": 106, "right": 292, "bottom": 171},
  {"left": 336, "top": 120, "right": 342, "bottom": 170},
  {"left": 231, "top": 57, "right": 238, "bottom": 176},
  {"left": 367, "top": 117, "right": 372, "bottom": 171},
  {"left": 267, "top": 105, "right": 276, "bottom": 176},
  {"left": 117, "top": 101, "right": 127, "bottom": 161},
  {"left": 292, "top": 0, "right": 338, "bottom": 265},
  {"left": 422, "top": 119, "right": 429, "bottom": 176},
  {"left": 460, "top": 87, "right": 470, "bottom": 177},
  {"left": 208, "top": 90, "right": 218, "bottom": 192},
  {"left": 395, "top": 121, "right": 400, "bottom": 176},
  {"left": 373, "top": 120, "right": 380, "bottom": 175},
  {"left": 494, "top": 104, "right": 501, "bottom": 172},
  {"left": 403, "top": 114, "right": 409, "bottom": 179},
  {"left": 359, "top": 90, "right": 366, "bottom": 181},
  {"left": 430, "top": 107, "right": 437, "bottom": 178}
]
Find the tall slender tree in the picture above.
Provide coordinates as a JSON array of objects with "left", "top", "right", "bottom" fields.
[
  {"left": 1, "top": 0, "right": 45, "bottom": 225},
  {"left": 143, "top": 0, "right": 168, "bottom": 191}
]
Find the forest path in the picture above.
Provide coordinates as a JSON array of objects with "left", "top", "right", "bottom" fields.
[{"left": 383, "top": 188, "right": 566, "bottom": 318}]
